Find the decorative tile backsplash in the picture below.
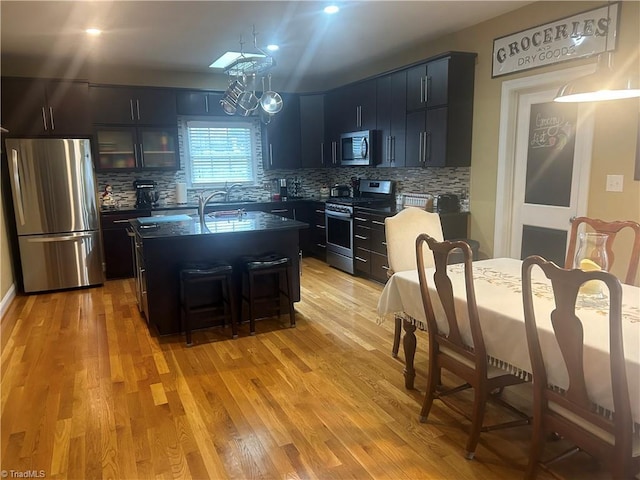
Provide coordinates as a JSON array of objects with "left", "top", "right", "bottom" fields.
[{"left": 95, "top": 118, "right": 469, "bottom": 207}]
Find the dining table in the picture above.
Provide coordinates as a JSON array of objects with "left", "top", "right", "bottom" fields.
[{"left": 377, "top": 257, "right": 640, "bottom": 426}]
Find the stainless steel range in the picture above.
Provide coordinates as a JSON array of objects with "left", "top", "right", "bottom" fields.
[{"left": 325, "top": 179, "right": 395, "bottom": 274}]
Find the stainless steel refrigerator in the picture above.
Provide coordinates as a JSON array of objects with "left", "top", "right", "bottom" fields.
[{"left": 6, "top": 138, "right": 104, "bottom": 292}]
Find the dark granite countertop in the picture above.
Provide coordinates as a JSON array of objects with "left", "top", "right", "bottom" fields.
[
  {"left": 101, "top": 198, "right": 317, "bottom": 215},
  {"left": 131, "top": 211, "right": 308, "bottom": 240},
  {"left": 354, "top": 204, "right": 471, "bottom": 216}
]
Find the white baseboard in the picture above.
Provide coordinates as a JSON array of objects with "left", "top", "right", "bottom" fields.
[{"left": 0, "top": 283, "right": 16, "bottom": 319}]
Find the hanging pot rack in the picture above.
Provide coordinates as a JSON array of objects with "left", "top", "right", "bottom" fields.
[{"left": 220, "top": 26, "right": 281, "bottom": 120}]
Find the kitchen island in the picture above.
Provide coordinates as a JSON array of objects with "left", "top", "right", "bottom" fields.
[{"left": 131, "top": 211, "right": 308, "bottom": 336}]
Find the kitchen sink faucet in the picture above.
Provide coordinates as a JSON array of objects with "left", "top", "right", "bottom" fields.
[{"left": 197, "top": 182, "right": 244, "bottom": 223}]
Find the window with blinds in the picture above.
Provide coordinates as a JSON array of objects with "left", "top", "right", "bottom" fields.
[{"left": 185, "top": 120, "right": 257, "bottom": 186}]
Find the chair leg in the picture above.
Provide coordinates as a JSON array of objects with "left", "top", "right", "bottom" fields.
[
  {"left": 285, "top": 267, "right": 295, "bottom": 328},
  {"left": 419, "top": 358, "right": 439, "bottom": 423},
  {"left": 248, "top": 272, "right": 256, "bottom": 335},
  {"left": 392, "top": 315, "right": 401, "bottom": 357},
  {"left": 465, "top": 388, "right": 488, "bottom": 459},
  {"left": 525, "top": 418, "right": 545, "bottom": 479}
]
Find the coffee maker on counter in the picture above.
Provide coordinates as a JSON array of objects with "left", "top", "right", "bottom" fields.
[{"left": 134, "top": 179, "right": 160, "bottom": 208}]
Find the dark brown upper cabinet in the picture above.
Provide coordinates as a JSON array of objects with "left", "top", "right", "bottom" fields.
[
  {"left": 376, "top": 70, "right": 407, "bottom": 168},
  {"left": 1, "top": 77, "right": 91, "bottom": 137},
  {"left": 299, "top": 94, "right": 326, "bottom": 168},
  {"left": 263, "top": 93, "right": 301, "bottom": 170},
  {"left": 90, "top": 85, "right": 177, "bottom": 125},
  {"left": 176, "top": 90, "right": 227, "bottom": 116}
]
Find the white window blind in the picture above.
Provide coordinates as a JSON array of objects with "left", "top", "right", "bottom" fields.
[{"left": 185, "top": 120, "right": 256, "bottom": 186}]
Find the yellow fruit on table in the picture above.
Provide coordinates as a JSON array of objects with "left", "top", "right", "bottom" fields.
[{"left": 579, "top": 258, "right": 602, "bottom": 271}]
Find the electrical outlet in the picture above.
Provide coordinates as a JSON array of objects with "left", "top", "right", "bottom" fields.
[{"left": 606, "top": 174, "right": 623, "bottom": 192}]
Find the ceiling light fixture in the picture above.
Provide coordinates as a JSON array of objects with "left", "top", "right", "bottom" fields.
[
  {"left": 266, "top": 44, "right": 279, "bottom": 52},
  {"left": 554, "top": 3, "right": 640, "bottom": 103},
  {"left": 85, "top": 28, "right": 101, "bottom": 36},
  {"left": 324, "top": 5, "right": 339, "bottom": 14}
]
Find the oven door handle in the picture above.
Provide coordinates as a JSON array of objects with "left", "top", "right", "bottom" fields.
[{"left": 326, "top": 210, "right": 352, "bottom": 219}]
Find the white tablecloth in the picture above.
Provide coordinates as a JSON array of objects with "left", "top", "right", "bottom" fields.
[{"left": 377, "top": 258, "right": 640, "bottom": 424}]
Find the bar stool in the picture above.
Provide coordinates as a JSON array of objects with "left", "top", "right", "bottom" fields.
[
  {"left": 240, "top": 253, "right": 295, "bottom": 335},
  {"left": 179, "top": 262, "right": 237, "bottom": 346}
]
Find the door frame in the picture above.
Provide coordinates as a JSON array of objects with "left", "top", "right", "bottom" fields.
[{"left": 493, "top": 64, "right": 597, "bottom": 258}]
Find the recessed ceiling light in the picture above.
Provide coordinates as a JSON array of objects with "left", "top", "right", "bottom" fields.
[
  {"left": 324, "top": 5, "right": 339, "bottom": 14},
  {"left": 266, "top": 44, "right": 279, "bottom": 52},
  {"left": 85, "top": 28, "right": 102, "bottom": 36},
  {"left": 209, "top": 51, "right": 266, "bottom": 69}
]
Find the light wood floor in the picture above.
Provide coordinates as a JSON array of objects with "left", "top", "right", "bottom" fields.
[{"left": 1, "top": 257, "right": 614, "bottom": 479}]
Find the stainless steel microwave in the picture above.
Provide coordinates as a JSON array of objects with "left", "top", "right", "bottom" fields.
[{"left": 340, "top": 130, "right": 377, "bottom": 166}]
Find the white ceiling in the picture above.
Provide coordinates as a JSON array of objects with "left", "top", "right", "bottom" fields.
[{"left": 1, "top": 1, "right": 530, "bottom": 85}]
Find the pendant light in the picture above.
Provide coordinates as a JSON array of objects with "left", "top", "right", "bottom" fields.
[{"left": 554, "top": 3, "right": 640, "bottom": 102}]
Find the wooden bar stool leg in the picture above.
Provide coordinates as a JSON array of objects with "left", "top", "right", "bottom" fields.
[
  {"left": 249, "top": 271, "right": 256, "bottom": 335},
  {"left": 226, "top": 275, "right": 238, "bottom": 339},
  {"left": 286, "top": 267, "right": 295, "bottom": 328}
]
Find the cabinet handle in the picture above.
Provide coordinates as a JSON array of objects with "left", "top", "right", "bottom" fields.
[
  {"left": 420, "top": 77, "right": 426, "bottom": 103},
  {"left": 425, "top": 131, "right": 431, "bottom": 163},
  {"left": 41, "top": 107, "right": 48, "bottom": 131},
  {"left": 418, "top": 132, "right": 424, "bottom": 163},
  {"left": 332, "top": 141, "right": 337, "bottom": 164},
  {"left": 204, "top": 95, "right": 209, "bottom": 113},
  {"left": 49, "top": 107, "right": 55, "bottom": 130},
  {"left": 139, "top": 143, "right": 144, "bottom": 165},
  {"left": 112, "top": 219, "right": 131, "bottom": 224},
  {"left": 382, "top": 241, "right": 387, "bottom": 246},
  {"left": 423, "top": 131, "right": 428, "bottom": 164},
  {"left": 315, "top": 209, "right": 325, "bottom": 214},
  {"left": 271, "top": 209, "right": 288, "bottom": 213},
  {"left": 355, "top": 235, "right": 368, "bottom": 240},
  {"left": 130, "top": 99, "right": 135, "bottom": 120},
  {"left": 316, "top": 243, "right": 326, "bottom": 248},
  {"left": 382, "top": 265, "right": 389, "bottom": 270},
  {"left": 354, "top": 216, "right": 367, "bottom": 221},
  {"left": 355, "top": 256, "right": 368, "bottom": 263},
  {"left": 320, "top": 142, "right": 324, "bottom": 166},
  {"left": 391, "top": 136, "right": 396, "bottom": 162},
  {"left": 269, "top": 144, "right": 273, "bottom": 166},
  {"left": 315, "top": 224, "right": 326, "bottom": 229},
  {"left": 425, "top": 76, "right": 432, "bottom": 103},
  {"left": 136, "top": 99, "right": 141, "bottom": 120},
  {"left": 372, "top": 220, "right": 385, "bottom": 226}
]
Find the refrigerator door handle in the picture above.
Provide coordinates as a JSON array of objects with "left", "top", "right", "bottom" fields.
[
  {"left": 26, "top": 233, "right": 93, "bottom": 243},
  {"left": 49, "top": 107, "right": 55, "bottom": 130},
  {"left": 11, "top": 149, "right": 26, "bottom": 226}
]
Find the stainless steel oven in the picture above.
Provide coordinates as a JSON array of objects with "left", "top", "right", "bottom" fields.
[
  {"left": 325, "top": 179, "right": 395, "bottom": 274},
  {"left": 325, "top": 203, "right": 355, "bottom": 274}
]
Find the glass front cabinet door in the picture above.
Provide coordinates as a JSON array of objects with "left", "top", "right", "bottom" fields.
[
  {"left": 95, "top": 126, "right": 178, "bottom": 171},
  {"left": 139, "top": 127, "right": 178, "bottom": 169}
]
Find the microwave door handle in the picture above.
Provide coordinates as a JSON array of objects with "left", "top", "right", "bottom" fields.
[{"left": 360, "top": 137, "right": 368, "bottom": 159}]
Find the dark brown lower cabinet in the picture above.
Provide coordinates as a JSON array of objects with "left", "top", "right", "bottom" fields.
[{"left": 101, "top": 211, "right": 150, "bottom": 279}]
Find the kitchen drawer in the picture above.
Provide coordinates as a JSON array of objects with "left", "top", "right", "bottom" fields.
[
  {"left": 371, "top": 251, "right": 389, "bottom": 283},
  {"left": 354, "top": 246, "right": 371, "bottom": 274},
  {"left": 370, "top": 228, "right": 387, "bottom": 256}
]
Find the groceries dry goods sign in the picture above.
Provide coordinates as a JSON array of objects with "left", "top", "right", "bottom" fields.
[{"left": 492, "top": 3, "right": 619, "bottom": 78}]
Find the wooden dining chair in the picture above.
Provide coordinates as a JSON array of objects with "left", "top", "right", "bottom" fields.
[
  {"left": 565, "top": 216, "right": 640, "bottom": 285},
  {"left": 385, "top": 208, "right": 444, "bottom": 358},
  {"left": 522, "top": 255, "right": 639, "bottom": 479},
  {"left": 415, "top": 234, "right": 530, "bottom": 460}
]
